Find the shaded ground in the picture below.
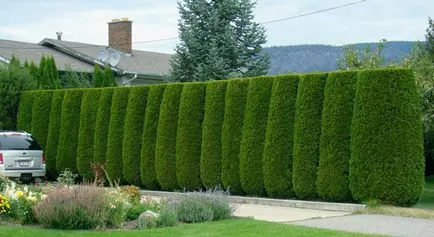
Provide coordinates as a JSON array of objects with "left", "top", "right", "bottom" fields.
[{"left": 413, "top": 176, "right": 434, "bottom": 210}]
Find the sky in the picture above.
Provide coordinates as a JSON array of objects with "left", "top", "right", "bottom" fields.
[{"left": 0, "top": 0, "right": 432, "bottom": 54}]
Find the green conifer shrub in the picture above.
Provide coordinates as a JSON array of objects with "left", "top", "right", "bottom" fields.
[
  {"left": 93, "top": 88, "right": 114, "bottom": 164},
  {"left": 292, "top": 73, "right": 327, "bottom": 200},
  {"left": 155, "top": 83, "right": 183, "bottom": 191},
  {"left": 106, "top": 87, "right": 130, "bottom": 182},
  {"left": 263, "top": 75, "right": 299, "bottom": 198},
  {"left": 221, "top": 79, "right": 250, "bottom": 195},
  {"left": 349, "top": 69, "right": 424, "bottom": 206},
  {"left": 176, "top": 83, "right": 206, "bottom": 190},
  {"left": 31, "top": 90, "right": 53, "bottom": 148},
  {"left": 77, "top": 89, "right": 102, "bottom": 179},
  {"left": 316, "top": 71, "right": 357, "bottom": 202},
  {"left": 45, "top": 91, "right": 65, "bottom": 179},
  {"left": 200, "top": 81, "right": 227, "bottom": 188},
  {"left": 122, "top": 86, "right": 149, "bottom": 185},
  {"left": 140, "top": 85, "right": 166, "bottom": 189},
  {"left": 239, "top": 77, "right": 273, "bottom": 196},
  {"left": 56, "top": 89, "right": 84, "bottom": 173},
  {"left": 17, "top": 92, "right": 35, "bottom": 132}
]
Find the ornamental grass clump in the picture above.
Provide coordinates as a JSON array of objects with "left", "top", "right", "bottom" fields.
[{"left": 33, "top": 186, "right": 108, "bottom": 229}]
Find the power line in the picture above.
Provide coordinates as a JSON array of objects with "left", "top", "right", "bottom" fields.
[{"left": 0, "top": 0, "right": 367, "bottom": 49}]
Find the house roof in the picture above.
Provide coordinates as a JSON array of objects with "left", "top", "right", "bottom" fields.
[{"left": 0, "top": 38, "right": 172, "bottom": 78}]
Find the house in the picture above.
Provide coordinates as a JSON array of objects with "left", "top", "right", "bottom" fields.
[{"left": 0, "top": 18, "right": 172, "bottom": 85}]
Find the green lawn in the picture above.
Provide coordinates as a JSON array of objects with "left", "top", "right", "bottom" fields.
[
  {"left": 0, "top": 219, "right": 379, "bottom": 237},
  {"left": 413, "top": 176, "right": 434, "bottom": 209}
]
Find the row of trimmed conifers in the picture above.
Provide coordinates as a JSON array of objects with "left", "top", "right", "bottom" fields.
[{"left": 17, "top": 69, "right": 424, "bottom": 206}]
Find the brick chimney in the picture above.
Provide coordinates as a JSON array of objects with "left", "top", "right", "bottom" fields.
[{"left": 108, "top": 18, "right": 132, "bottom": 54}]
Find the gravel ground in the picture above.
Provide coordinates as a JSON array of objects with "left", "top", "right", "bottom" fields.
[{"left": 291, "top": 214, "right": 434, "bottom": 237}]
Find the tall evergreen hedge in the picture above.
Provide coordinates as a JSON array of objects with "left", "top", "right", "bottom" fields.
[
  {"left": 292, "top": 73, "right": 327, "bottom": 200},
  {"left": 239, "top": 77, "right": 273, "bottom": 196},
  {"left": 56, "top": 89, "right": 84, "bottom": 173},
  {"left": 200, "top": 81, "right": 227, "bottom": 188},
  {"left": 140, "top": 85, "right": 166, "bottom": 189},
  {"left": 176, "top": 83, "right": 206, "bottom": 190},
  {"left": 349, "top": 69, "right": 424, "bottom": 206},
  {"left": 76, "top": 89, "right": 102, "bottom": 179},
  {"left": 17, "top": 92, "right": 35, "bottom": 132},
  {"left": 122, "top": 86, "right": 149, "bottom": 185},
  {"left": 93, "top": 88, "right": 114, "bottom": 164},
  {"left": 221, "top": 79, "right": 250, "bottom": 194},
  {"left": 155, "top": 83, "right": 183, "bottom": 191},
  {"left": 263, "top": 75, "right": 299, "bottom": 198},
  {"left": 317, "top": 71, "right": 357, "bottom": 202},
  {"left": 106, "top": 87, "right": 130, "bottom": 182},
  {"left": 44, "top": 90, "right": 65, "bottom": 179},
  {"left": 31, "top": 90, "right": 53, "bottom": 148}
]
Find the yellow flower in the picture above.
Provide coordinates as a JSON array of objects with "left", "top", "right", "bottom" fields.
[
  {"left": 27, "top": 196, "right": 37, "bottom": 202},
  {"left": 15, "top": 191, "right": 24, "bottom": 197}
]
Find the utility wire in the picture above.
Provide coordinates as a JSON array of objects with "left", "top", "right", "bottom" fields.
[{"left": 0, "top": 0, "right": 367, "bottom": 49}]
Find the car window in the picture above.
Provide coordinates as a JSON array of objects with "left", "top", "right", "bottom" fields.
[{"left": 0, "top": 134, "right": 42, "bottom": 150}]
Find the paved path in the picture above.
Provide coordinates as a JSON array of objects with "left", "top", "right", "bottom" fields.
[
  {"left": 233, "top": 203, "right": 350, "bottom": 222},
  {"left": 291, "top": 214, "right": 434, "bottom": 237}
]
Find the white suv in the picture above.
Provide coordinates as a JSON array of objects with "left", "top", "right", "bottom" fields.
[{"left": 0, "top": 131, "right": 46, "bottom": 181}]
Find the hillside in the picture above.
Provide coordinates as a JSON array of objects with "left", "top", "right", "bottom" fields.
[{"left": 264, "top": 41, "right": 416, "bottom": 75}]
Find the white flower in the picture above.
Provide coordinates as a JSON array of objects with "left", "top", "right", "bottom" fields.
[{"left": 41, "top": 194, "right": 48, "bottom": 200}]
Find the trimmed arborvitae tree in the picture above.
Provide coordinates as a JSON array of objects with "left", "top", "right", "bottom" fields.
[
  {"left": 17, "top": 92, "right": 36, "bottom": 132},
  {"left": 56, "top": 89, "right": 84, "bottom": 173},
  {"left": 104, "top": 65, "right": 117, "bottom": 87},
  {"left": 92, "top": 65, "right": 104, "bottom": 88},
  {"left": 31, "top": 90, "right": 53, "bottom": 148},
  {"left": 221, "top": 79, "right": 250, "bottom": 194},
  {"left": 155, "top": 83, "right": 183, "bottom": 191},
  {"left": 292, "top": 73, "right": 327, "bottom": 200},
  {"left": 77, "top": 89, "right": 102, "bottom": 179},
  {"left": 263, "top": 75, "right": 299, "bottom": 198},
  {"left": 239, "top": 77, "right": 273, "bottom": 196},
  {"left": 123, "top": 86, "right": 150, "bottom": 185},
  {"left": 38, "top": 56, "right": 47, "bottom": 87},
  {"left": 140, "top": 85, "right": 166, "bottom": 189},
  {"left": 93, "top": 88, "right": 114, "bottom": 164},
  {"left": 45, "top": 91, "right": 65, "bottom": 179},
  {"left": 106, "top": 87, "right": 130, "bottom": 182},
  {"left": 176, "top": 83, "right": 206, "bottom": 190},
  {"left": 317, "top": 71, "right": 357, "bottom": 202},
  {"left": 200, "top": 81, "right": 227, "bottom": 188},
  {"left": 349, "top": 69, "right": 424, "bottom": 206}
]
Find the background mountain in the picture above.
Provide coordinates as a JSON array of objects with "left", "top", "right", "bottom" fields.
[{"left": 264, "top": 41, "right": 416, "bottom": 75}]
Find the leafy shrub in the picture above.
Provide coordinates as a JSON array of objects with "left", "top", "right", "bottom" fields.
[
  {"left": 221, "top": 79, "right": 250, "bottom": 194},
  {"left": 349, "top": 69, "right": 424, "bottom": 206},
  {"left": 17, "top": 92, "right": 35, "bottom": 132},
  {"left": 33, "top": 186, "right": 107, "bottom": 229},
  {"left": 292, "top": 73, "right": 327, "bottom": 200},
  {"left": 176, "top": 83, "right": 206, "bottom": 190},
  {"left": 106, "top": 87, "right": 130, "bottom": 182},
  {"left": 140, "top": 85, "right": 166, "bottom": 189},
  {"left": 77, "top": 89, "right": 102, "bottom": 179},
  {"left": 263, "top": 75, "right": 299, "bottom": 198},
  {"left": 31, "top": 90, "right": 53, "bottom": 149},
  {"left": 125, "top": 198, "right": 160, "bottom": 221},
  {"left": 156, "top": 207, "right": 177, "bottom": 227},
  {"left": 0, "top": 175, "right": 12, "bottom": 192},
  {"left": 56, "top": 169, "right": 78, "bottom": 186},
  {"left": 239, "top": 77, "right": 273, "bottom": 196},
  {"left": 170, "top": 189, "right": 234, "bottom": 223},
  {"left": 123, "top": 86, "right": 149, "bottom": 185},
  {"left": 105, "top": 188, "right": 129, "bottom": 227},
  {"left": 200, "top": 81, "right": 227, "bottom": 188},
  {"left": 155, "top": 84, "right": 183, "bottom": 191},
  {"left": 316, "top": 71, "right": 357, "bottom": 202},
  {"left": 93, "top": 88, "right": 114, "bottom": 164},
  {"left": 56, "top": 89, "right": 84, "bottom": 173},
  {"left": 45, "top": 90, "right": 65, "bottom": 179}
]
